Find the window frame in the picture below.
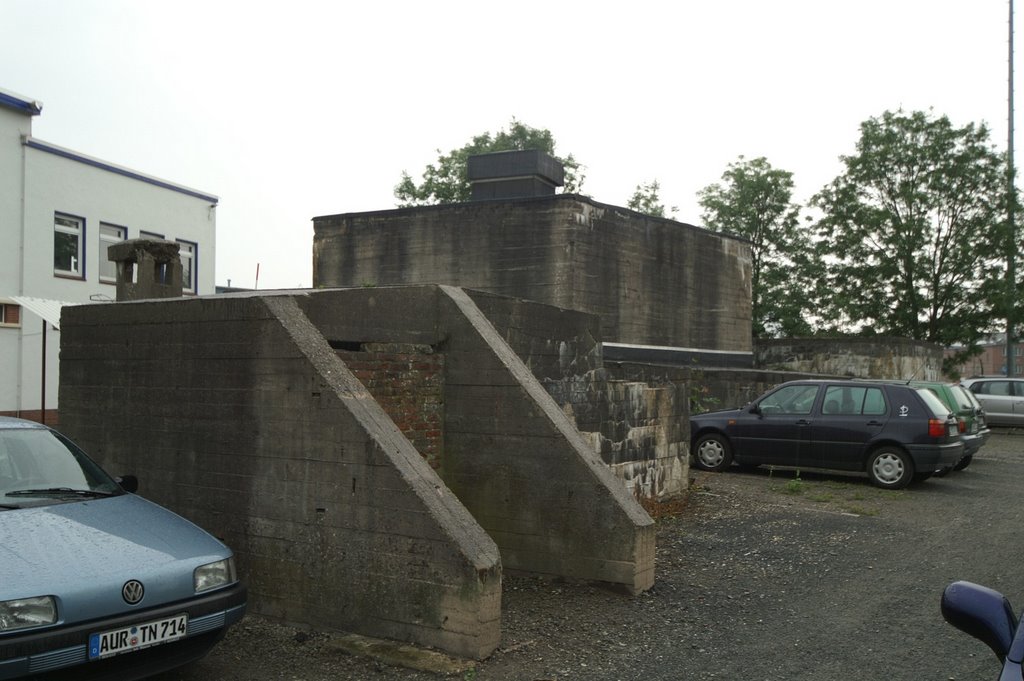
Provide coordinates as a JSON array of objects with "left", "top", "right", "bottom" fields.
[
  {"left": 0, "top": 301, "right": 20, "bottom": 328},
  {"left": 98, "top": 222, "right": 127, "bottom": 284},
  {"left": 177, "top": 239, "right": 197, "bottom": 294},
  {"left": 53, "top": 213, "right": 85, "bottom": 279}
]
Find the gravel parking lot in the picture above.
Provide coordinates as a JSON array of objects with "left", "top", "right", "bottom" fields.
[{"left": 157, "top": 432, "right": 1024, "bottom": 681}]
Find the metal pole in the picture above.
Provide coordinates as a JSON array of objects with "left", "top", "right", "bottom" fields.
[
  {"left": 40, "top": 319, "right": 46, "bottom": 425},
  {"left": 1008, "top": 0, "right": 1017, "bottom": 376}
]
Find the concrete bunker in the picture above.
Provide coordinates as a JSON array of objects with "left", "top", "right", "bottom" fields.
[{"left": 58, "top": 285, "right": 656, "bottom": 659}]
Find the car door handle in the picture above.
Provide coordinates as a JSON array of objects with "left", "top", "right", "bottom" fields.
[
  {"left": 866, "top": 420, "right": 884, "bottom": 426},
  {"left": 796, "top": 419, "right": 811, "bottom": 426}
]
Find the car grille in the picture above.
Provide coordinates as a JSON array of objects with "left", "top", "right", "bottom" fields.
[{"left": 29, "top": 644, "right": 86, "bottom": 673}]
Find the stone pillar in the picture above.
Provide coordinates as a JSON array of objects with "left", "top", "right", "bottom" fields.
[{"left": 108, "top": 239, "right": 184, "bottom": 301}]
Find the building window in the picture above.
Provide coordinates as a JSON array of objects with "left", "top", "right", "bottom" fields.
[
  {"left": 178, "top": 240, "right": 196, "bottom": 294},
  {"left": 0, "top": 302, "right": 20, "bottom": 328},
  {"left": 54, "top": 214, "right": 84, "bottom": 277},
  {"left": 140, "top": 230, "right": 164, "bottom": 240},
  {"left": 99, "top": 223, "right": 127, "bottom": 283}
]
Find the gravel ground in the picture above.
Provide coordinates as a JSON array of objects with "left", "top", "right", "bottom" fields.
[{"left": 156, "top": 432, "right": 1024, "bottom": 681}]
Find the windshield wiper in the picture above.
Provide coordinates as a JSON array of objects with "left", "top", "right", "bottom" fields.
[{"left": 5, "top": 487, "right": 116, "bottom": 498}]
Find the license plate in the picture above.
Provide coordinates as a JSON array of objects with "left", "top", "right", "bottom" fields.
[{"left": 88, "top": 613, "right": 188, "bottom": 660}]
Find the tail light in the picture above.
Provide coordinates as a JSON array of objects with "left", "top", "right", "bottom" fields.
[
  {"left": 957, "top": 418, "right": 966, "bottom": 433},
  {"left": 928, "top": 418, "right": 948, "bottom": 438}
]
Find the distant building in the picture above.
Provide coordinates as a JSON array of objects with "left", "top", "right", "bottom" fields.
[
  {"left": 946, "top": 335, "right": 1024, "bottom": 378},
  {"left": 0, "top": 87, "right": 217, "bottom": 423}
]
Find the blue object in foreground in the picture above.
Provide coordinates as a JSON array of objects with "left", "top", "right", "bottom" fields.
[
  {"left": 942, "top": 581, "right": 1024, "bottom": 681},
  {"left": 0, "top": 416, "right": 245, "bottom": 680}
]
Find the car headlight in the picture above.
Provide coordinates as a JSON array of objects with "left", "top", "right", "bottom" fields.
[
  {"left": 194, "top": 557, "right": 236, "bottom": 593},
  {"left": 0, "top": 596, "right": 57, "bottom": 632}
]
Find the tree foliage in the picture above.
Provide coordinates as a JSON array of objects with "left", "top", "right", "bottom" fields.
[
  {"left": 698, "top": 156, "right": 811, "bottom": 338},
  {"left": 627, "top": 180, "right": 668, "bottom": 217},
  {"left": 811, "top": 110, "right": 1007, "bottom": 352},
  {"left": 394, "top": 119, "right": 583, "bottom": 206}
]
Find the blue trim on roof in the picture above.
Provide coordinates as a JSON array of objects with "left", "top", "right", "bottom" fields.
[
  {"left": 24, "top": 139, "right": 219, "bottom": 204},
  {"left": 0, "top": 91, "right": 42, "bottom": 115}
]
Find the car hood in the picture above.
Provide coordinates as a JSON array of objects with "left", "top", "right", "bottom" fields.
[{"left": 0, "top": 494, "right": 230, "bottom": 619}]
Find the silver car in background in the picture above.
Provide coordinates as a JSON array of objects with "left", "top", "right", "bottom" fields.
[{"left": 962, "top": 377, "right": 1024, "bottom": 427}]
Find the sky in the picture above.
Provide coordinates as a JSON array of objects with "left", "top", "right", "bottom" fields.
[{"left": 1, "top": 0, "right": 1018, "bottom": 289}]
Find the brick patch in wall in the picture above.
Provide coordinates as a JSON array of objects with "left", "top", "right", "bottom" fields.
[{"left": 334, "top": 342, "right": 444, "bottom": 469}]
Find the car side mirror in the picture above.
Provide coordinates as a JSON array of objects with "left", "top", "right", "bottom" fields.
[
  {"left": 941, "top": 581, "right": 1017, "bottom": 662},
  {"left": 748, "top": 404, "right": 761, "bottom": 415},
  {"left": 117, "top": 475, "right": 139, "bottom": 494}
]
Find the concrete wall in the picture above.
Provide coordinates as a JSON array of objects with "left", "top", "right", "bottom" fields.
[
  {"left": 59, "top": 286, "right": 656, "bottom": 656},
  {"left": 59, "top": 293, "right": 501, "bottom": 659},
  {"left": 755, "top": 337, "right": 944, "bottom": 381},
  {"left": 297, "top": 286, "right": 655, "bottom": 593},
  {"left": 465, "top": 290, "right": 688, "bottom": 502},
  {"left": 313, "top": 195, "right": 753, "bottom": 352}
]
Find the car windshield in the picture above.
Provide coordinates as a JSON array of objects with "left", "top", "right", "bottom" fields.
[
  {"left": 0, "top": 427, "right": 122, "bottom": 500},
  {"left": 915, "top": 388, "right": 953, "bottom": 419}
]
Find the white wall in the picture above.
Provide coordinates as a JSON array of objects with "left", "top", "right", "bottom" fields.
[{"left": 0, "top": 105, "right": 32, "bottom": 412}]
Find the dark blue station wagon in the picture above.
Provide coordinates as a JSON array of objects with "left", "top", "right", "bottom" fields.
[{"left": 690, "top": 380, "right": 964, "bottom": 489}]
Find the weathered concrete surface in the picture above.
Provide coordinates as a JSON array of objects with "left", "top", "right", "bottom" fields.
[
  {"left": 755, "top": 337, "right": 943, "bottom": 381},
  {"left": 437, "top": 287, "right": 655, "bottom": 593},
  {"left": 297, "top": 286, "right": 656, "bottom": 594},
  {"left": 59, "top": 285, "right": 657, "bottom": 657},
  {"left": 546, "top": 371, "right": 687, "bottom": 501},
  {"left": 464, "top": 291, "right": 686, "bottom": 501},
  {"left": 59, "top": 292, "right": 501, "bottom": 659},
  {"left": 107, "top": 238, "right": 184, "bottom": 301},
  {"left": 312, "top": 194, "right": 753, "bottom": 352}
]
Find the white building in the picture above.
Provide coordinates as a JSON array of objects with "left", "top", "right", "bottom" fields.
[{"left": 0, "top": 87, "right": 217, "bottom": 423}]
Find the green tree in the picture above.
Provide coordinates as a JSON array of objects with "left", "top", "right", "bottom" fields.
[
  {"left": 627, "top": 180, "right": 667, "bottom": 217},
  {"left": 811, "top": 110, "right": 1007, "bottom": 355},
  {"left": 394, "top": 119, "right": 583, "bottom": 206},
  {"left": 698, "top": 156, "right": 811, "bottom": 338}
]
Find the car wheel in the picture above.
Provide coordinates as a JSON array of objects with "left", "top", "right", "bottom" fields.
[
  {"left": 867, "top": 447, "right": 914, "bottom": 489},
  {"left": 693, "top": 433, "right": 733, "bottom": 472},
  {"left": 954, "top": 454, "right": 973, "bottom": 471}
]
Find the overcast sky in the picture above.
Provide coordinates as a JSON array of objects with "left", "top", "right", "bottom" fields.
[{"left": 1, "top": 0, "right": 1018, "bottom": 289}]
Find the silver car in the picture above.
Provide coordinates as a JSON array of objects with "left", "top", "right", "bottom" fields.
[
  {"left": 0, "top": 417, "right": 246, "bottom": 679},
  {"left": 961, "top": 377, "right": 1024, "bottom": 427}
]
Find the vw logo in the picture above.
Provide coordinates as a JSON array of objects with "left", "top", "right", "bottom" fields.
[{"left": 122, "top": 580, "right": 145, "bottom": 605}]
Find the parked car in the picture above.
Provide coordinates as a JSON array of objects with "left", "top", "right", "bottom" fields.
[
  {"left": 902, "top": 380, "right": 990, "bottom": 471},
  {"left": 941, "top": 581, "right": 1024, "bottom": 679},
  {"left": 962, "top": 377, "right": 1024, "bottom": 427},
  {"left": 690, "top": 379, "right": 964, "bottom": 489},
  {"left": 0, "top": 417, "right": 246, "bottom": 680}
]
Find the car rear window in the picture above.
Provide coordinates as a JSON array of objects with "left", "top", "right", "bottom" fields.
[
  {"left": 915, "top": 388, "right": 953, "bottom": 418},
  {"left": 960, "top": 386, "right": 982, "bottom": 410},
  {"left": 949, "top": 385, "right": 975, "bottom": 411}
]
